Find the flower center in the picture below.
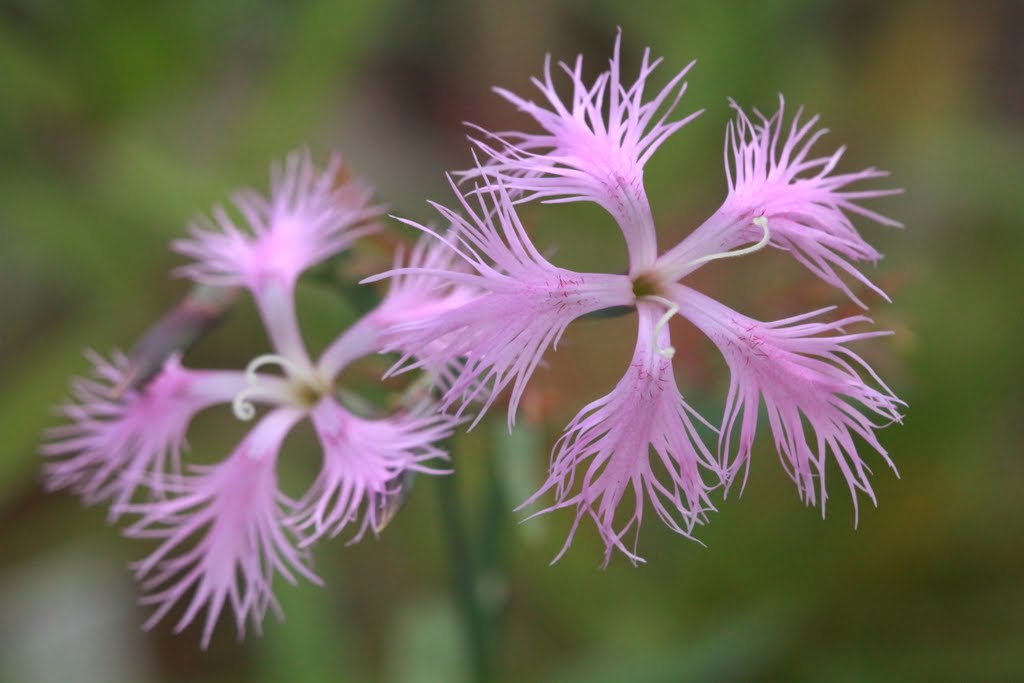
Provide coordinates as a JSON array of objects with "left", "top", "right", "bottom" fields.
[
  {"left": 633, "top": 217, "right": 772, "bottom": 361},
  {"left": 631, "top": 273, "right": 662, "bottom": 298},
  {"left": 232, "top": 353, "right": 331, "bottom": 421}
]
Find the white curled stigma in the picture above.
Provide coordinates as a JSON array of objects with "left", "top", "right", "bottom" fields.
[
  {"left": 231, "top": 388, "right": 263, "bottom": 421},
  {"left": 231, "top": 353, "right": 306, "bottom": 421},
  {"left": 638, "top": 218, "right": 771, "bottom": 363},
  {"left": 243, "top": 353, "right": 308, "bottom": 385},
  {"left": 685, "top": 215, "right": 771, "bottom": 270},
  {"left": 646, "top": 295, "right": 680, "bottom": 359}
]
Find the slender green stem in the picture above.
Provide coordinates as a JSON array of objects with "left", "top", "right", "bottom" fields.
[
  {"left": 477, "top": 449, "right": 508, "bottom": 650},
  {"left": 436, "top": 469, "right": 493, "bottom": 683}
]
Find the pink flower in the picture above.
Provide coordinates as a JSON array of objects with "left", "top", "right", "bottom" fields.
[
  {"left": 44, "top": 152, "right": 460, "bottom": 645},
  {"left": 463, "top": 30, "right": 700, "bottom": 274},
  {"left": 41, "top": 351, "right": 248, "bottom": 513},
  {"left": 384, "top": 35, "right": 902, "bottom": 562},
  {"left": 653, "top": 98, "right": 903, "bottom": 306},
  {"left": 173, "top": 149, "right": 379, "bottom": 363},
  {"left": 367, "top": 181, "right": 635, "bottom": 428},
  {"left": 289, "top": 398, "right": 454, "bottom": 543},
  {"left": 670, "top": 285, "right": 903, "bottom": 517},
  {"left": 521, "top": 302, "right": 716, "bottom": 566},
  {"left": 121, "top": 409, "right": 317, "bottom": 649},
  {"left": 173, "top": 151, "right": 378, "bottom": 293},
  {"left": 316, "top": 228, "right": 477, "bottom": 382}
]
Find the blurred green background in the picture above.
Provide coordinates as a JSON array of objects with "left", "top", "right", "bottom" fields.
[{"left": 2, "top": 1, "right": 1022, "bottom": 681}]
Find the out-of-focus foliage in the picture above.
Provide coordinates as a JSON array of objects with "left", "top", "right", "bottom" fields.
[{"left": 1, "top": 1, "right": 1021, "bottom": 681}]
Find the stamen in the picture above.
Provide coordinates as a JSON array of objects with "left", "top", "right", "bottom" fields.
[
  {"left": 232, "top": 387, "right": 266, "bottom": 421},
  {"left": 646, "top": 295, "right": 680, "bottom": 359},
  {"left": 685, "top": 215, "right": 771, "bottom": 269},
  {"left": 231, "top": 353, "right": 313, "bottom": 421},
  {"left": 244, "top": 353, "right": 308, "bottom": 385}
]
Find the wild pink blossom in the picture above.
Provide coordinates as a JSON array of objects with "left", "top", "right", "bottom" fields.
[
  {"left": 121, "top": 409, "right": 317, "bottom": 648},
  {"left": 44, "top": 152, "right": 462, "bottom": 645},
  {"left": 653, "top": 98, "right": 903, "bottom": 306},
  {"left": 367, "top": 182, "right": 635, "bottom": 427},
  {"left": 290, "top": 399, "right": 455, "bottom": 542},
  {"left": 462, "top": 36, "right": 700, "bottom": 275},
  {"left": 42, "top": 351, "right": 247, "bottom": 513},
  {"left": 669, "top": 285, "right": 902, "bottom": 516},
  {"left": 521, "top": 302, "right": 716, "bottom": 566},
  {"left": 381, "top": 33, "right": 902, "bottom": 563},
  {"left": 173, "top": 150, "right": 379, "bottom": 363}
]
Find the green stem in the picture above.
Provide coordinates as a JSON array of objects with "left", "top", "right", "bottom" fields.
[
  {"left": 478, "top": 449, "right": 508, "bottom": 643},
  {"left": 436, "top": 469, "right": 493, "bottom": 683}
]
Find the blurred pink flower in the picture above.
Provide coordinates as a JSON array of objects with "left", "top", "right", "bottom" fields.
[
  {"left": 121, "top": 409, "right": 316, "bottom": 649},
  {"left": 173, "top": 150, "right": 379, "bottom": 363},
  {"left": 380, "top": 33, "right": 902, "bottom": 563},
  {"left": 42, "top": 351, "right": 246, "bottom": 513},
  {"left": 44, "top": 152, "right": 462, "bottom": 645}
]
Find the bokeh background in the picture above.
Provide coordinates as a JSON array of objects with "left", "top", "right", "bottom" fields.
[{"left": 2, "top": 1, "right": 1022, "bottom": 681}]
